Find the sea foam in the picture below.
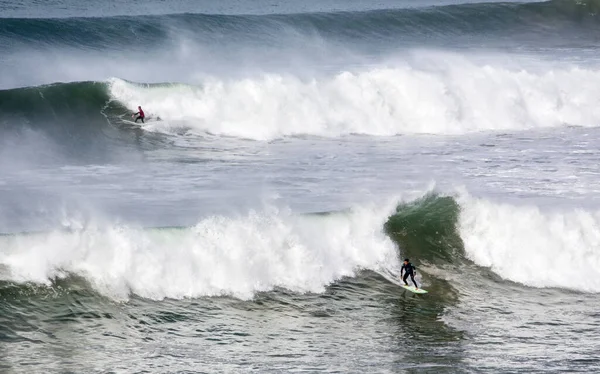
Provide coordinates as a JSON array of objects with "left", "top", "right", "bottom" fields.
[
  {"left": 459, "top": 194, "right": 600, "bottom": 292},
  {"left": 109, "top": 56, "right": 600, "bottom": 140},
  {"left": 0, "top": 203, "right": 399, "bottom": 300}
]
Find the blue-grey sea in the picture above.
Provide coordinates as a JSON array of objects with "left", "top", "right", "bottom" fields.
[{"left": 1, "top": 0, "right": 600, "bottom": 372}]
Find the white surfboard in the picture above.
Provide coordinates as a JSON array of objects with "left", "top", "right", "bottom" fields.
[
  {"left": 122, "top": 119, "right": 142, "bottom": 126},
  {"left": 401, "top": 284, "right": 428, "bottom": 294},
  {"left": 122, "top": 115, "right": 159, "bottom": 126},
  {"left": 379, "top": 270, "right": 428, "bottom": 294}
]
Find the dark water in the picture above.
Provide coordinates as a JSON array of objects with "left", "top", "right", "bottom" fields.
[
  {"left": 2, "top": 1, "right": 599, "bottom": 49},
  {"left": 2, "top": 0, "right": 600, "bottom": 372}
]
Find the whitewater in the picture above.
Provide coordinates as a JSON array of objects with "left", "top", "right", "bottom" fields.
[
  {"left": 2, "top": 0, "right": 600, "bottom": 372},
  {"left": 3, "top": 189, "right": 600, "bottom": 304},
  {"left": 107, "top": 58, "right": 600, "bottom": 139},
  {"left": 0, "top": 203, "right": 401, "bottom": 300}
]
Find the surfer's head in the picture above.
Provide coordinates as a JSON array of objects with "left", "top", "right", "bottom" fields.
[
  {"left": 138, "top": 106, "right": 142, "bottom": 109},
  {"left": 404, "top": 258, "right": 409, "bottom": 264}
]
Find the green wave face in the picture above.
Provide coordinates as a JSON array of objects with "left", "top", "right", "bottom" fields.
[
  {"left": 0, "top": 81, "right": 156, "bottom": 163},
  {"left": 385, "top": 194, "right": 465, "bottom": 265},
  {"left": 0, "top": 82, "right": 111, "bottom": 125}
]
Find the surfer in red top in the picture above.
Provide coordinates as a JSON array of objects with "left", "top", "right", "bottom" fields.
[{"left": 133, "top": 106, "right": 145, "bottom": 123}]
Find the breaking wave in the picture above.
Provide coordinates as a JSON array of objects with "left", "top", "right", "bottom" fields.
[
  {"left": 2, "top": 57, "right": 600, "bottom": 142},
  {"left": 3, "top": 192, "right": 600, "bottom": 301}
]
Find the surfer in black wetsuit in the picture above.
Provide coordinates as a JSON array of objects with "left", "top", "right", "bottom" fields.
[{"left": 401, "top": 258, "right": 418, "bottom": 289}]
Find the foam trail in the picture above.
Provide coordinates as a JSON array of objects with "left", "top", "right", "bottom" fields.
[
  {"left": 109, "top": 56, "right": 600, "bottom": 140},
  {"left": 459, "top": 194, "right": 600, "bottom": 292},
  {"left": 0, "top": 203, "right": 399, "bottom": 300}
]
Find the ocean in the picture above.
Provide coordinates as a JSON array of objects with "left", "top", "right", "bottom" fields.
[{"left": 1, "top": 0, "right": 600, "bottom": 372}]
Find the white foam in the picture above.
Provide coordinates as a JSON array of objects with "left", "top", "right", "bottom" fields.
[
  {"left": 108, "top": 56, "right": 600, "bottom": 140},
  {"left": 0, "top": 203, "right": 400, "bottom": 300},
  {"left": 459, "top": 194, "right": 600, "bottom": 292}
]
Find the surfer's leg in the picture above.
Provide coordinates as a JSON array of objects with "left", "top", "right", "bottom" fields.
[
  {"left": 410, "top": 274, "right": 418, "bottom": 288},
  {"left": 402, "top": 273, "right": 409, "bottom": 285},
  {"left": 134, "top": 116, "right": 139, "bottom": 123}
]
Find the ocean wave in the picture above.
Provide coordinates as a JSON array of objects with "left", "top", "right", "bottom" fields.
[
  {"left": 459, "top": 194, "right": 600, "bottom": 292},
  {"left": 387, "top": 192, "right": 600, "bottom": 293},
  {"left": 1, "top": 0, "right": 598, "bottom": 50},
  {"left": 107, "top": 59, "right": 600, "bottom": 139},
  {"left": 3, "top": 56, "right": 600, "bottom": 142},
  {"left": 0, "top": 203, "right": 400, "bottom": 300},
  {"left": 2, "top": 191, "right": 600, "bottom": 300}
]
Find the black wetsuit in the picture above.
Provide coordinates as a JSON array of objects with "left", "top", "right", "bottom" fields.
[{"left": 401, "top": 262, "right": 418, "bottom": 288}]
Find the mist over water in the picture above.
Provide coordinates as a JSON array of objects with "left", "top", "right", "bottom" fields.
[{"left": 2, "top": 0, "right": 600, "bottom": 372}]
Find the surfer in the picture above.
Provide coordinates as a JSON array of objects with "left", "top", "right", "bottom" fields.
[
  {"left": 401, "top": 258, "right": 419, "bottom": 289},
  {"left": 133, "top": 106, "right": 145, "bottom": 123}
]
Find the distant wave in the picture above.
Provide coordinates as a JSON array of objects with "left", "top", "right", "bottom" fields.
[{"left": 1, "top": 0, "right": 598, "bottom": 50}]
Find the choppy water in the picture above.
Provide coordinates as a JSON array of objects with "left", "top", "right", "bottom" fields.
[{"left": 2, "top": 0, "right": 600, "bottom": 372}]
